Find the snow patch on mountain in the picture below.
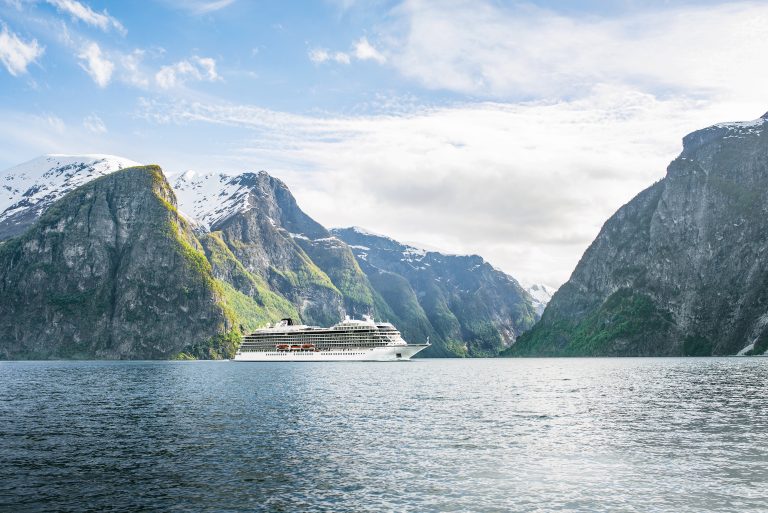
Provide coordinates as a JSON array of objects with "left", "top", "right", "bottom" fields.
[
  {"left": 0, "top": 154, "right": 140, "bottom": 238},
  {"left": 348, "top": 225, "right": 390, "bottom": 239},
  {"left": 524, "top": 283, "right": 556, "bottom": 316},
  {"left": 172, "top": 170, "right": 261, "bottom": 230}
]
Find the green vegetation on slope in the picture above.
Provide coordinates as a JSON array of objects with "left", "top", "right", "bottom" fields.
[
  {"left": 294, "top": 238, "right": 375, "bottom": 313},
  {"left": 201, "top": 231, "right": 299, "bottom": 322},
  {"left": 505, "top": 289, "right": 678, "bottom": 356}
]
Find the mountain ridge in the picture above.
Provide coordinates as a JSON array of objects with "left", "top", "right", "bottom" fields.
[
  {"left": 0, "top": 155, "right": 538, "bottom": 358},
  {"left": 332, "top": 226, "right": 538, "bottom": 356},
  {"left": 506, "top": 113, "right": 768, "bottom": 357},
  {"left": 0, "top": 165, "right": 233, "bottom": 359}
]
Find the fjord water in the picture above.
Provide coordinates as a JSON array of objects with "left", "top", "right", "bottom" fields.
[{"left": 1, "top": 359, "right": 766, "bottom": 512}]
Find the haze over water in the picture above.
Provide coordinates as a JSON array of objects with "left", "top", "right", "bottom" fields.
[{"left": 1, "top": 358, "right": 766, "bottom": 512}]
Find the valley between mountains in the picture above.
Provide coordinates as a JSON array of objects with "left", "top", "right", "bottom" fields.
[
  {"left": 0, "top": 155, "right": 545, "bottom": 358},
  {"left": 3, "top": 113, "right": 768, "bottom": 359}
]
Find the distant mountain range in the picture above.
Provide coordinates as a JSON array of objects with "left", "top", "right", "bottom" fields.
[
  {"left": 506, "top": 113, "right": 768, "bottom": 357},
  {"left": 332, "top": 227, "right": 538, "bottom": 356},
  {"left": 11, "top": 112, "right": 765, "bottom": 360},
  {"left": 0, "top": 155, "right": 545, "bottom": 359}
]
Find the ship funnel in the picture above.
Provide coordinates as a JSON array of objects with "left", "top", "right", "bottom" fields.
[{"left": 281, "top": 318, "right": 294, "bottom": 326}]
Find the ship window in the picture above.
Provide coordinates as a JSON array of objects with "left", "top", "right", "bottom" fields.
[{"left": 396, "top": 353, "right": 402, "bottom": 358}]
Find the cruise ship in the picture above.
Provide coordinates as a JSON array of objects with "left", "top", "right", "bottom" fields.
[{"left": 233, "top": 316, "right": 430, "bottom": 361}]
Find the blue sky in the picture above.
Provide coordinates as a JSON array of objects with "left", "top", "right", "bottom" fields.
[{"left": 1, "top": 0, "right": 767, "bottom": 286}]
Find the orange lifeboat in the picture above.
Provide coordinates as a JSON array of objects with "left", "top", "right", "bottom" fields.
[
  {"left": 276, "top": 344, "right": 289, "bottom": 350},
  {"left": 301, "top": 344, "right": 314, "bottom": 350}
]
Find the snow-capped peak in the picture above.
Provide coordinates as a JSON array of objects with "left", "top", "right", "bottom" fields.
[
  {"left": 524, "top": 283, "right": 556, "bottom": 316},
  {"left": 172, "top": 171, "right": 258, "bottom": 230},
  {"left": 348, "top": 225, "right": 392, "bottom": 239},
  {"left": 0, "top": 154, "right": 141, "bottom": 236}
]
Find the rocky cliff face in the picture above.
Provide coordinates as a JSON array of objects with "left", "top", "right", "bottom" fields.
[
  {"left": 0, "top": 155, "right": 139, "bottom": 240},
  {"left": 174, "top": 171, "right": 374, "bottom": 326},
  {"left": 0, "top": 155, "right": 539, "bottom": 359},
  {"left": 332, "top": 227, "right": 538, "bottom": 356},
  {"left": 508, "top": 113, "right": 768, "bottom": 357},
  {"left": 0, "top": 166, "right": 232, "bottom": 359}
]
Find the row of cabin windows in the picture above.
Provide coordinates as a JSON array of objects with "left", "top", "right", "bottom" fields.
[
  {"left": 262, "top": 351, "right": 364, "bottom": 358},
  {"left": 241, "top": 342, "right": 389, "bottom": 349}
]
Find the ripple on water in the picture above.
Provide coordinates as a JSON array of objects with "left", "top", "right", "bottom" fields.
[{"left": 0, "top": 358, "right": 767, "bottom": 512}]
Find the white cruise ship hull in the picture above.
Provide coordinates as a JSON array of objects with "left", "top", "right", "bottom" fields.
[{"left": 233, "top": 343, "right": 429, "bottom": 362}]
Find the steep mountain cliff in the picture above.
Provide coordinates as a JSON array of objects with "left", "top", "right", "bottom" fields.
[
  {"left": 0, "top": 154, "right": 139, "bottom": 240},
  {"left": 507, "top": 113, "right": 768, "bottom": 357},
  {"left": 173, "top": 171, "right": 375, "bottom": 326},
  {"left": 0, "top": 166, "right": 235, "bottom": 359},
  {"left": 332, "top": 227, "right": 538, "bottom": 356},
  {"left": 0, "top": 155, "right": 539, "bottom": 359}
]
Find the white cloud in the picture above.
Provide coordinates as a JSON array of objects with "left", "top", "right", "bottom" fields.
[
  {"left": 194, "top": 56, "right": 218, "bottom": 80},
  {"left": 0, "top": 24, "right": 44, "bottom": 76},
  {"left": 310, "top": 37, "right": 384, "bottom": 65},
  {"left": 384, "top": 0, "right": 768, "bottom": 101},
  {"left": 135, "top": 89, "right": 761, "bottom": 287},
  {"left": 193, "top": 0, "right": 236, "bottom": 13},
  {"left": 308, "top": 47, "right": 351, "bottom": 65},
  {"left": 0, "top": 109, "right": 122, "bottom": 171},
  {"left": 155, "top": 56, "right": 220, "bottom": 89},
  {"left": 353, "top": 37, "right": 385, "bottom": 63},
  {"left": 163, "top": 0, "right": 236, "bottom": 14},
  {"left": 43, "top": 113, "right": 65, "bottom": 133},
  {"left": 82, "top": 113, "right": 106, "bottom": 134},
  {"left": 120, "top": 49, "right": 149, "bottom": 88},
  {"left": 46, "top": 0, "right": 126, "bottom": 35},
  {"left": 77, "top": 42, "right": 113, "bottom": 87},
  {"left": 308, "top": 48, "right": 329, "bottom": 63}
]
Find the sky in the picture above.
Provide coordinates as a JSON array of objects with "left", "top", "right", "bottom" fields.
[{"left": 1, "top": 0, "right": 767, "bottom": 288}]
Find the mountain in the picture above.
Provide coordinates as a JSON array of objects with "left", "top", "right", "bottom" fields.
[
  {"left": 0, "top": 155, "right": 540, "bottom": 359},
  {"left": 506, "top": 113, "right": 768, "bottom": 357},
  {"left": 0, "top": 166, "right": 236, "bottom": 359},
  {"left": 331, "top": 227, "right": 538, "bottom": 357},
  {"left": 0, "top": 154, "right": 139, "bottom": 240},
  {"left": 173, "top": 170, "right": 375, "bottom": 327},
  {"left": 525, "top": 283, "right": 555, "bottom": 316}
]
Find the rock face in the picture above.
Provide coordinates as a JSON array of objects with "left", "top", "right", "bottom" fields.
[
  {"left": 0, "top": 155, "right": 139, "bottom": 240},
  {"left": 0, "top": 156, "right": 540, "bottom": 359},
  {"left": 332, "top": 227, "right": 538, "bottom": 356},
  {"left": 0, "top": 166, "right": 231, "bottom": 359},
  {"left": 507, "top": 114, "right": 768, "bottom": 357},
  {"left": 174, "top": 171, "right": 374, "bottom": 326}
]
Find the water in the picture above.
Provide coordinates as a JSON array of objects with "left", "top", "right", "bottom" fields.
[{"left": 1, "top": 358, "right": 766, "bottom": 512}]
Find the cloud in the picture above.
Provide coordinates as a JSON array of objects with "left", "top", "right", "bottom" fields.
[
  {"left": 162, "top": 0, "right": 236, "bottom": 14},
  {"left": 308, "top": 48, "right": 351, "bottom": 65},
  {"left": 192, "top": 0, "right": 236, "bottom": 13},
  {"left": 383, "top": 0, "right": 768, "bottom": 101},
  {"left": 120, "top": 49, "right": 149, "bottom": 88},
  {"left": 46, "top": 0, "right": 126, "bottom": 35},
  {"left": 82, "top": 113, "right": 106, "bottom": 133},
  {"left": 353, "top": 37, "right": 385, "bottom": 63},
  {"left": 309, "top": 37, "right": 385, "bottom": 65},
  {"left": 77, "top": 42, "right": 113, "bottom": 87},
  {"left": 155, "top": 56, "right": 220, "bottom": 89},
  {"left": 0, "top": 24, "right": 44, "bottom": 76},
  {"left": 0, "top": 109, "right": 121, "bottom": 172},
  {"left": 135, "top": 88, "right": 761, "bottom": 287}
]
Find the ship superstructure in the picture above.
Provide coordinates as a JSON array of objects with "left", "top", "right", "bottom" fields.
[{"left": 233, "top": 316, "right": 429, "bottom": 361}]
